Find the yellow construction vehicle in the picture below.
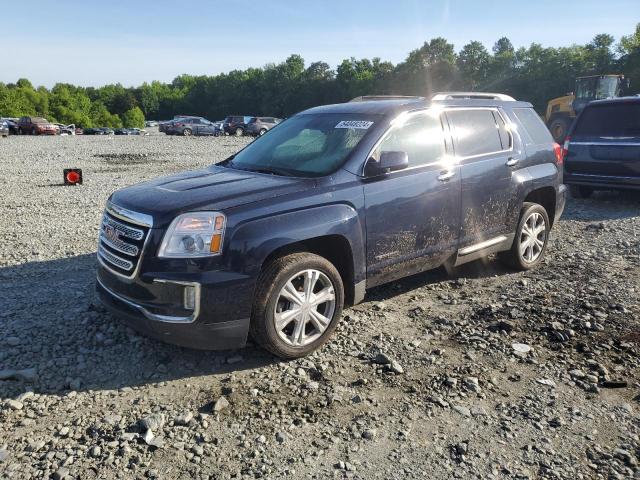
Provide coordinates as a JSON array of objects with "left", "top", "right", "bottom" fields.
[{"left": 545, "top": 74, "right": 630, "bottom": 142}]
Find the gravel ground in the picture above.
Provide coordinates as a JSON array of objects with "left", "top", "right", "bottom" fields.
[{"left": 0, "top": 135, "right": 639, "bottom": 480}]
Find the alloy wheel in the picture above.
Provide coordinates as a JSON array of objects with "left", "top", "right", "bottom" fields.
[
  {"left": 273, "top": 269, "right": 336, "bottom": 347},
  {"left": 519, "top": 212, "right": 546, "bottom": 263}
]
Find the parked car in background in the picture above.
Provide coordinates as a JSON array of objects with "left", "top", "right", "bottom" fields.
[
  {"left": 245, "top": 117, "right": 282, "bottom": 136},
  {"left": 0, "top": 120, "right": 8, "bottom": 137},
  {"left": 115, "top": 128, "right": 147, "bottom": 135},
  {"left": 167, "top": 117, "right": 221, "bottom": 136},
  {"left": 564, "top": 97, "right": 640, "bottom": 197},
  {"left": 17, "top": 116, "right": 57, "bottom": 135},
  {"left": 1, "top": 118, "right": 19, "bottom": 135},
  {"left": 223, "top": 115, "right": 253, "bottom": 136},
  {"left": 84, "top": 127, "right": 114, "bottom": 135},
  {"left": 145, "top": 121, "right": 158, "bottom": 127},
  {"left": 54, "top": 123, "right": 76, "bottom": 135},
  {"left": 96, "top": 93, "right": 566, "bottom": 358}
]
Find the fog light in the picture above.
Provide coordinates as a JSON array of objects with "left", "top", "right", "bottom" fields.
[{"left": 184, "top": 286, "right": 196, "bottom": 311}]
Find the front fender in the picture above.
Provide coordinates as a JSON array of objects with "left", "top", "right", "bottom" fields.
[{"left": 226, "top": 204, "right": 365, "bottom": 281}]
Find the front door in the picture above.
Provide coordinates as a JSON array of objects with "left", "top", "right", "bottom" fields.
[{"left": 364, "top": 110, "right": 461, "bottom": 287}]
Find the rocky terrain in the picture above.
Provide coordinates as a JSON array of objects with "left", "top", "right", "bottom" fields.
[{"left": 0, "top": 135, "right": 639, "bottom": 479}]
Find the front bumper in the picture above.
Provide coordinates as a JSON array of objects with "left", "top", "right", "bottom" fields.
[{"left": 96, "top": 272, "right": 251, "bottom": 350}]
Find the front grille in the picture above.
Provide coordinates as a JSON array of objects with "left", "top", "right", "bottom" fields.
[{"left": 98, "top": 210, "right": 150, "bottom": 278}]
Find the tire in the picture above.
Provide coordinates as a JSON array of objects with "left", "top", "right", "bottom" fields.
[
  {"left": 498, "top": 202, "right": 550, "bottom": 271},
  {"left": 182, "top": 128, "right": 192, "bottom": 136},
  {"left": 250, "top": 252, "right": 344, "bottom": 359},
  {"left": 548, "top": 117, "right": 571, "bottom": 143},
  {"left": 569, "top": 185, "right": 594, "bottom": 199},
  {"left": 259, "top": 128, "right": 267, "bottom": 136},
  {"left": 234, "top": 127, "right": 244, "bottom": 136},
  {"left": 31, "top": 127, "right": 37, "bottom": 135}
]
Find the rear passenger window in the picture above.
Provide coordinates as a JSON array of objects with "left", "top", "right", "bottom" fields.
[
  {"left": 512, "top": 108, "right": 552, "bottom": 144},
  {"left": 574, "top": 103, "right": 640, "bottom": 138},
  {"left": 447, "top": 109, "right": 503, "bottom": 157},
  {"left": 375, "top": 112, "right": 445, "bottom": 168}
]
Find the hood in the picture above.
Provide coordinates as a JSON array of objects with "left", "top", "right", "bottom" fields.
[{"left": 109, "top": 165, "right": 315, "bottom": 228}]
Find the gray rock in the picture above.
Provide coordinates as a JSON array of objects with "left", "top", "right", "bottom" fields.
[
  {"left": 53, "top": 468, "right": 70, "bottom": 480},
  {"left": 140, "top": 413, "right": 165, "bottom": 431},
  {"left": 174, "top": 411, "right": 194, "bottom": 426},
  {"left": 463, "top": 377, "right": 481, "bottom": 393},
  {"left": 6, "top": 399, "right": 23, "bottom": 410},
  {"left": 213, "top": 396, "right": 230, "bottom": 412},
  {"left": 453, "top": 405, "right": 471, "bottom": 417}
]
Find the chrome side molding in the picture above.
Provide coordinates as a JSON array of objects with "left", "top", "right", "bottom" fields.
[{"left": 458, "top": 235, "right": 508, "bottom": 256}]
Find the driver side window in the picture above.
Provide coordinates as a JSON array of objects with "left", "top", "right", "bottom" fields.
[{"left": 374, "top": 113, "right": 446, "bottom": 168}]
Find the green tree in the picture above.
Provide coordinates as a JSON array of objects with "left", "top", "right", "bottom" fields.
[{"left": 121, "top": 106, "right": 145, "bottom": 128}]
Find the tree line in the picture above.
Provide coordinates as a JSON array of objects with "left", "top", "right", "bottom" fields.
[{"left": 1, "top": 24, "right": 638, "bottom": 128}]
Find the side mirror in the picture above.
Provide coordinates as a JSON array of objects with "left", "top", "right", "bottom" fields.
[{"left": 365, "top": 151, "right": 409, "bottom": 177}]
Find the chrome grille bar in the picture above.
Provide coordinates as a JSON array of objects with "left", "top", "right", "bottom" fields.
[
  {"left": 99, "top": 228, "right": 139, "bottom": 256},
  {"left": 98, "top": 244, "right": 134, "bottom": 271},
  {"left": 102, "top": 216, "right": 144, "bottom": 240}
]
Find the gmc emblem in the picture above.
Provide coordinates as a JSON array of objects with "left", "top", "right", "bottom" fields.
[{"left": 104, "top": 225, "right": 120, "bottom": 243}]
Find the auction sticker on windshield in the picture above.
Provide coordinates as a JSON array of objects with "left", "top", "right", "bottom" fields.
[{"left": 335, "top": 120, "right": 374, "bottom": 129}]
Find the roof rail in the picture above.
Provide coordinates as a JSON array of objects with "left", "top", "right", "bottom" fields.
[
  {"left": 349, "top": 95, "right": 425, "bottom": 103},
  {"left": 431, "top": 92, "right": 516, "bottom": 101}
]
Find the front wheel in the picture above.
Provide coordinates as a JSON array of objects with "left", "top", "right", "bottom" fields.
[
  {"left": 182, "top": 128, "right": 192, "bottom": 136},
  {"left": 498, "top": 202, "right": 550, "bottom": 270},
  {"left": 234, "top": 127, "right": 244, "bottom": 136},
  {"left": 250, "top": 253, "right": 344, "bottom": 359},
  {"left": 259, "top": 128, "right": 267, "bottom": 136}
]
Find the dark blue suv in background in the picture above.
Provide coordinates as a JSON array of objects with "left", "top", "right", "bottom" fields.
[
  {"left": 564, "top": 97, "right": 640, "bottom": 198},
  {"left": 96, "top": 92, "right": 566, "bottom": 359}
]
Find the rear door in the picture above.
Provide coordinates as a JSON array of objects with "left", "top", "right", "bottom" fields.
[
  {"left": 446, "top": 108, "right": 519, "bottom": 248},
  {"left": 364, "top": 110, "right": 461, "bottom": 286},
  {"left": 566, "top": 101, "right": 640, "bottom": 185}
]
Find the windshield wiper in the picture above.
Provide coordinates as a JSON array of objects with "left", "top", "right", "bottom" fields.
[{"left": 228, "top": 162, "right": 291, "bottom": 177}]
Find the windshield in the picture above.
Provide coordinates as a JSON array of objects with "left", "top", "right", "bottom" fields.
[
  {"left": 576, "top": 77, "right": 620, "bottom": 100},
  {"left": 228, "top": 113, "right": 380, "bottom": 177}
]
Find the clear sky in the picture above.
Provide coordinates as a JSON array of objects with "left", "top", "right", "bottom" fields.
[{"left": 1, "top": 0, "right": 637, "bottom": 88}]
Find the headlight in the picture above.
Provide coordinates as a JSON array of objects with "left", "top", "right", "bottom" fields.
[{"left": 158, "top": 212, "right": 226, "bottom": 258}]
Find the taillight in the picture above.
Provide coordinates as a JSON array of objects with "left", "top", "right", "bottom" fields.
[
  {"left": 562, "top": 136, "right": 570, "bottom": 161},
  {"left": 553, "top": 142, "right": 564, "bottom": 166}
]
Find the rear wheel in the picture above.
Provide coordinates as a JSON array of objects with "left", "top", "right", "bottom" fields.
[
  {"left": 31, "top": 127, "right": 37, "bottom": 135},
  {"left": 234, "top": 127, "right": 244, "bottom": 136},
  {"left": 250, "top": 253, "right": 344, "bottom": 359},
  {"left": 498, "top": 202, "right": 550, "bottom": 271},
  {"left": 569, "top": 185, "right": 594, "bottom": 199},
  {"left": 259, "top": 128, "right": 267, "bottom": 136},
  {"left": 549, "top": 116, "right": 571, "bottom": 143},
  {"left": 182, "top": 128, "right": 192, "bottom": 136}
]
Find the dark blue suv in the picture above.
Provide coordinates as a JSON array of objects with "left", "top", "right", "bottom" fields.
[
  {"left": 564, "top": 97, "right": 640, "bottom": 197},
  {"left": 96, "top": 93, "right": 566, "bottom": 359}
]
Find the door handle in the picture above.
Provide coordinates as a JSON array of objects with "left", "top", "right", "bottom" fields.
[
  {"left": 506, "top": 158, "right": 519, "bottom": 167},
  {"left": 437, "top": 170, "right": 456, "bottom": 182}
]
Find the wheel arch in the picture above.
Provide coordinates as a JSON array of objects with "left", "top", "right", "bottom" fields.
[
  {"left": 260, "top": 235, "right": 356, "bottom": 306},
  {"left": 228, "top": 204, "right": 366, "bottom": 306},
  {"left": 523, "top": 186, "right": 556, "bottom": 226}
]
